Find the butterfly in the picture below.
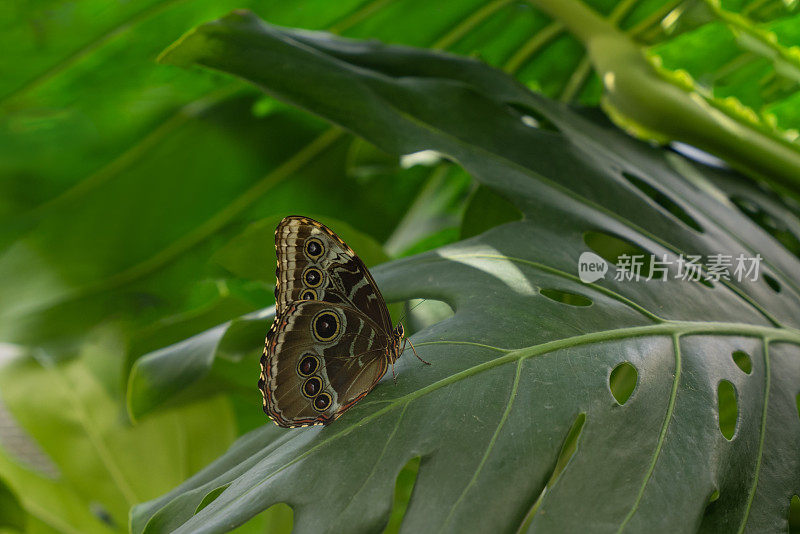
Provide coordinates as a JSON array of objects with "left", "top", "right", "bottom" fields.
[{"left": 259, "top": 216, "right": 428, "bottom": 428}]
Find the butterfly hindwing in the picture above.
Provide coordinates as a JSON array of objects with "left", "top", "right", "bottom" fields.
[
  {"left": 274, "top": 216, "right": 391, "bottom": 331},
  {"left": 261, "top": 216, "right": 406, "bottom": 428},
  {"left": 260, "top": 300, "right": 390, "bottom": 427}
]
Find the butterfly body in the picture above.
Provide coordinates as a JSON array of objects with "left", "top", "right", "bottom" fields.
[{"left": 259, "top": 216, "right": 406, "bottom": 428}]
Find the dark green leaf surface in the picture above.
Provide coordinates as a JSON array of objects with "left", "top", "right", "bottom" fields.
[{"left": 131, "top": 12, "right": 800, "bottom": 534}]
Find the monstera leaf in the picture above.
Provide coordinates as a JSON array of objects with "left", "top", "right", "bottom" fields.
[{"left": 130, "top": 12, "right": 800, "bottom": 533}]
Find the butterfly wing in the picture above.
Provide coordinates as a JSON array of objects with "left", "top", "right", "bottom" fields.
[
  {"left": 259, "top": 300, "right": 391, "bottom": 427},
  {"left": 274, "top": 216, "right": 392, "bottom": 332}
]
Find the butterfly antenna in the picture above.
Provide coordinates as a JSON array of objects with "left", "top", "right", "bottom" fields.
[
  {"left": 407, "top": 338, "right": 431, "bottom": 365},
  {"left": 397, "top": 298, "right": 429, "bottom": 326}
]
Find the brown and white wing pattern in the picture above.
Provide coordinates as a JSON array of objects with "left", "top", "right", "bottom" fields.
[
  {"left": 259, "top": 300, "right": 391, "bottom": 427},
  {"left": 273, "top": 216, "right": 392, "bottom": 332}
]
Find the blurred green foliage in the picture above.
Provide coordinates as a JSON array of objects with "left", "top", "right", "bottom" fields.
[{"left": 2, "top": 0, "right": 800, "bottom": 533}]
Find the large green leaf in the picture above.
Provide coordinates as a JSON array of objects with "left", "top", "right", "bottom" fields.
[{"left": 131, "top": 12, "right": 800, "bottom": 533}]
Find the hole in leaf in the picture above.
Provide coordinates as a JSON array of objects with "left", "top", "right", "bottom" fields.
[
  {"left": 384, "top": 457, "right": 420, "bottom": 534},
  {"left": 518, "top": 413, "right": 587, "bottom": 531},
  {"left": 702, "top": 488, "right": 721, "bottom": 519},
  {"left": 196, "top": 484, "right": 230, "bottom": 513},
  {"left": 539, "top": 288, "right": 592, "bottom": 307},
  {"left": 583, "top": 231, "right": 665, "bottom": 280},
  {"left": 346, "top": 138, "right": 399, "bottom": 181},
  {"left": 548, "top": 413, "right": 586, "bottom": 487},
  {"left": 405, "top": 299, "right": 454, "bottom": 335},
  {"left": 518, "top": 488, "right": 543, "bottom": 534},
  {"left": 400, "top": 150, "right": 445, "bottom": 169},
  {"left": 717, "top": 380, "right": 737, "bottom": 440},
  {"left": 259, "top": 503, "right": 293, "bottom": 531},
  {"left": 731, "top": 351, "right": 752, "bottom": 374},
  {"left": 621, "top": 171, "right": 703, "bottom": 232},
  {"left": 763, "top": 273, "right": 781, "bottom": 293},
  {"left": 235, "top": 503, "right": 294, "bottom": 532},
  {"left": 584, "top": 231, "right": 645, "bottom": 264},
  {"left": 790, "top": 495, "right": 800, "bottom": 534},
  {"left": 696, "top": 275, "right": 714, "bottom": 289},
  {"left": 731, "top": 196, "right": 760, "bottom": 218},
  {"left": 730, "top": 195, "right": 800, "bottom": 259},
  {"left": 670, "top": 142, "right": 728, "bottom": 169},
  {"left": 250, "top": 95, "right": 291, "bottom": 118},
  {"left": 506, "top": 103, "right": 559, "bottom": 132},
  {"left": 460, "top": 185, "right": 523, "bottom": 240},
  {"left": 609, "top": 362, "right": 638, "bottom": 405}
]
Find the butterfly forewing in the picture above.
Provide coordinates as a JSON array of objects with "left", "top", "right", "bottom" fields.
[
  {"left": 274, "top": 216, "right": 392, "bottom": 331},
  {"left": 261, "top": 216, "right": 398, "bottom": 428}
]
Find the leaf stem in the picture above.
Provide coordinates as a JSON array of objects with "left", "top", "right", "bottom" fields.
[{"left": 528, "top": 0, "right": 800, "bottom": 190}]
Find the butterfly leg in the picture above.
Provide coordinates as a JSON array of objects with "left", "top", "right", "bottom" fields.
[{"left": 407, "top": 338, "right": 431, "bottom": 365}]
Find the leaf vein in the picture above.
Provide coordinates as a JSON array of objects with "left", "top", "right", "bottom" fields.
[
  {"left": 615, "top": 332, "right": 682, "bottom": 532},
  {"left": 736, "top": 337, "right": 770, "bottom": 533},
  {"left": 333, "top": 404, "right": 408, "bottom": 524},
  {"left": 440, "top": 357, "right": 524, "bottom": 531}
]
